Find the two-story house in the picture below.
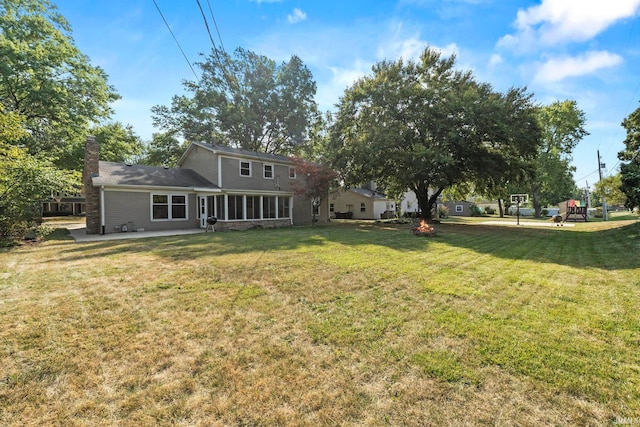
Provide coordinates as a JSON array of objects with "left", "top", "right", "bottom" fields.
[{"left": 83, "top": 137, "right": 328, "bottom": 235}]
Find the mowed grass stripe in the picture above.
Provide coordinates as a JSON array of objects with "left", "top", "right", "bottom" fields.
[{"left": 0, "top": 217, "right": 638, "bottom": 425}]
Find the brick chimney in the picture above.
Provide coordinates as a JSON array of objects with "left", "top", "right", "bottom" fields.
[{"left": 83, "top": 136, "right": 101, "bottom": 234}]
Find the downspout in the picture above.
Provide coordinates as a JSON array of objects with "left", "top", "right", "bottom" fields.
[{"left": 100, "top": 186, "right": 105, "bottom": 235}]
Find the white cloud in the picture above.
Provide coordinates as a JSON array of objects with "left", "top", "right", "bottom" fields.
[
  {"left": 533, "top": 50, "right": 623, "bottom": 83},
  {"left": 377, "top": 22, "right": 458, "bottom": 62},
  {"left": 499, "top": 0, "right": 640, "bottom": 50},
  {"left": 488, "top": 53, "right": 503, "bottom": 67},
  {"left": 287, "top": 8, "right": 307, "bottom": 24}
]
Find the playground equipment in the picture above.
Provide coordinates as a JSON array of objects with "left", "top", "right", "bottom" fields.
[{"left": 561, "top": 199, "right": 588, "bottom": 222}]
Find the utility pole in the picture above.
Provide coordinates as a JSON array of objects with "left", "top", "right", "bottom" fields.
[
  {"left": 597, "top": 150, "right": 608, "bottom": 221},
  {"left": 585, "top": 181, "right": 591, "bottom": 208}
]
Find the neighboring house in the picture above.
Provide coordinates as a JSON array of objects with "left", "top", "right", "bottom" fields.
[
  {"left": 42, "top": 191, "right": 85, "bottom": 216},
  {"left": 399, "top": 189, "right": 443, "bottom": 217},
  {"left": 400, "top": 191, "right": 420, "bottom": 216},
  {"left": 83, "top": 138, "right": 328, "bottom": 234},
  {"left": 330, "top": 187, "right": 395, "bottom": 220},
  {"left": 442, "top": 200, "right": 474, "bottom": 216}
]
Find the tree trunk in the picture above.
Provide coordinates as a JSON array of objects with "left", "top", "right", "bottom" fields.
[
  {"left": 414, "top": 184, "right": 442, "bottom": 222},
  {"left": 498, "top": 199, "right": 504, "bottom": 218},
  {"left": 530, "top": 184, "right": 542, "bottom": 218}
]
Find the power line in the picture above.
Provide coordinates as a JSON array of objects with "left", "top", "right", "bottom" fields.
[
  {"left": 575, "top": 168, "right": 600, "bottom": 183},
  {"left": 152, "top": 0, "right": 200, "bottom": 81},
  {"left": 194, "top": 0, "right": 238, "bottom": 92},
  {"left": 195, "top": 0, "right": 217, "bottom": 50},
  {"left": 206, "top": 0, "right": 226, "bottom": 53}
]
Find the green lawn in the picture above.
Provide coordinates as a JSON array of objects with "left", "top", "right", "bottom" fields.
[{"left": 1, "top": 215, "right": 639, "bottom": 425}]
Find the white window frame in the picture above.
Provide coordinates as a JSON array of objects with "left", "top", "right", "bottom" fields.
[
  {"left": 455, "top": 204, "right": 464, "bottom": 213},
  {"left": 151, "top": 193, "right": 189, "bottom": 221},
  {"left": 289, "top": 167, "right": 296, "bottom": 179},
  {"left": 240, "top": 160, "right": 252, "bottom": 177},
  {"left": 360, "top": 202, "right": 366, "bottom": 212},
  {"left": 264, "top": 163, "right": 274, "bottom": 179}
]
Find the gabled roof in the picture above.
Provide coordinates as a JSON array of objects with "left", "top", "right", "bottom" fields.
[
  {"left": 178, "top": 141, "right": 294, "bottom": 166},
  {"left": 92, "top": 161, "right": 219, "bottom": 190},
  {"left": 349, "top": 188, "right": 392, "bottom": 200}
]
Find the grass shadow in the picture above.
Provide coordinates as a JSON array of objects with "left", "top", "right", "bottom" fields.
[{"left": 39, "top": 217, "right": 640, "bottom": 271}]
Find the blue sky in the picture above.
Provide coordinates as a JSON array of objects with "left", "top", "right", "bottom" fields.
[{"left": 53, "top": 0, "right": 640, "bottom": 189}]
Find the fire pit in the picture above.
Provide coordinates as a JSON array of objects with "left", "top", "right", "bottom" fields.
[{"left": 411, "top": 219, "right": 437, "bottom": 237}]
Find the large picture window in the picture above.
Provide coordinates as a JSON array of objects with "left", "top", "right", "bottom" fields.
[{"left": 152, "top": 194, "right": 188, "bottom": 221}]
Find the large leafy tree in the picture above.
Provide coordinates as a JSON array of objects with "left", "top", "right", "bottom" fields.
[
  {"left": 0, "top": 143, "right": 76, "bottom": 242},
  {"left": 328, "top": 47, "right": 540, "bottom": 221},
  {"left": 0, "top": 0, "right": 119, "bottom": 167},
  {"left": 618, "top": 104, "right": 640, "bottom": 210},
  {"left": 90, "top": 122, "right": 143, "bottom": 164},
  {"left": 527, "top": 100, "right": 587, "bottom": 216},
  {"left": 593, "top": 174, "right": 627, "bottom": 207},
  {"left": 0, "top": 108, "right": 26, "bottom": 141},
  {"left": 56, "top": 122, "right": 144, "bottom": 170},
  {"left": 152, "top": 47, "right": 319, "bottom": 156},
  {"left": 141, "top": 132, "right": 188, "bottom": 167}
]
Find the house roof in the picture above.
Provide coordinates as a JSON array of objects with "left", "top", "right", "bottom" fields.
[
  {"left": 179, "top": 141, "right": 294, "bottom": 165},
  {"left": 349, "top": 188, "right": 391, "bottom": 200},
  {"left": 442, "top": 200, "right": 474, "bottom": 206},
  {"left": 92, "top": 161, "right": 219, "bottom": 190}
]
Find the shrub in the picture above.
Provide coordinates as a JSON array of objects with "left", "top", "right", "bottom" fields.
[
  {"left": 470, "top": 204, "right": 483, "bottom": 217},
  {"left": 484, "top": 206, "right": 496, "bottom": 215},
  {"left": 438, "top": 205, "right": 449, "bottom": 218}
]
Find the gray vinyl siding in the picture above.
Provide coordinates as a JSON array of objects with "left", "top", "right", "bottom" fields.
[
  {"left": 103, "top": 190, "right": 199, "bottom": 233},
  {"left": 292, "top": 194, "right": 329, "bottom": 225},
  {"left": 179, "top": 145, "right": 218, "bottom": 184},
  {"left": 219, "top": 156, "right": 296, "bottom": 192},
  {"left": 443, "top": 201, "right": 471, "bottom": 216}
]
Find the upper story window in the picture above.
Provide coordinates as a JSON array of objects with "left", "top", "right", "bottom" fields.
[
  {"left": 289, "top": 167, "right": 296, "bottom": 179},
  {"left": 240, "top": 160, "right": 251, "bottom": 177},
  {"left": 360, "top": 202, "right": 366, "bottom": 212},
  {"left": 264, "top": 164, "right": 274, "bottom": 179}
]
